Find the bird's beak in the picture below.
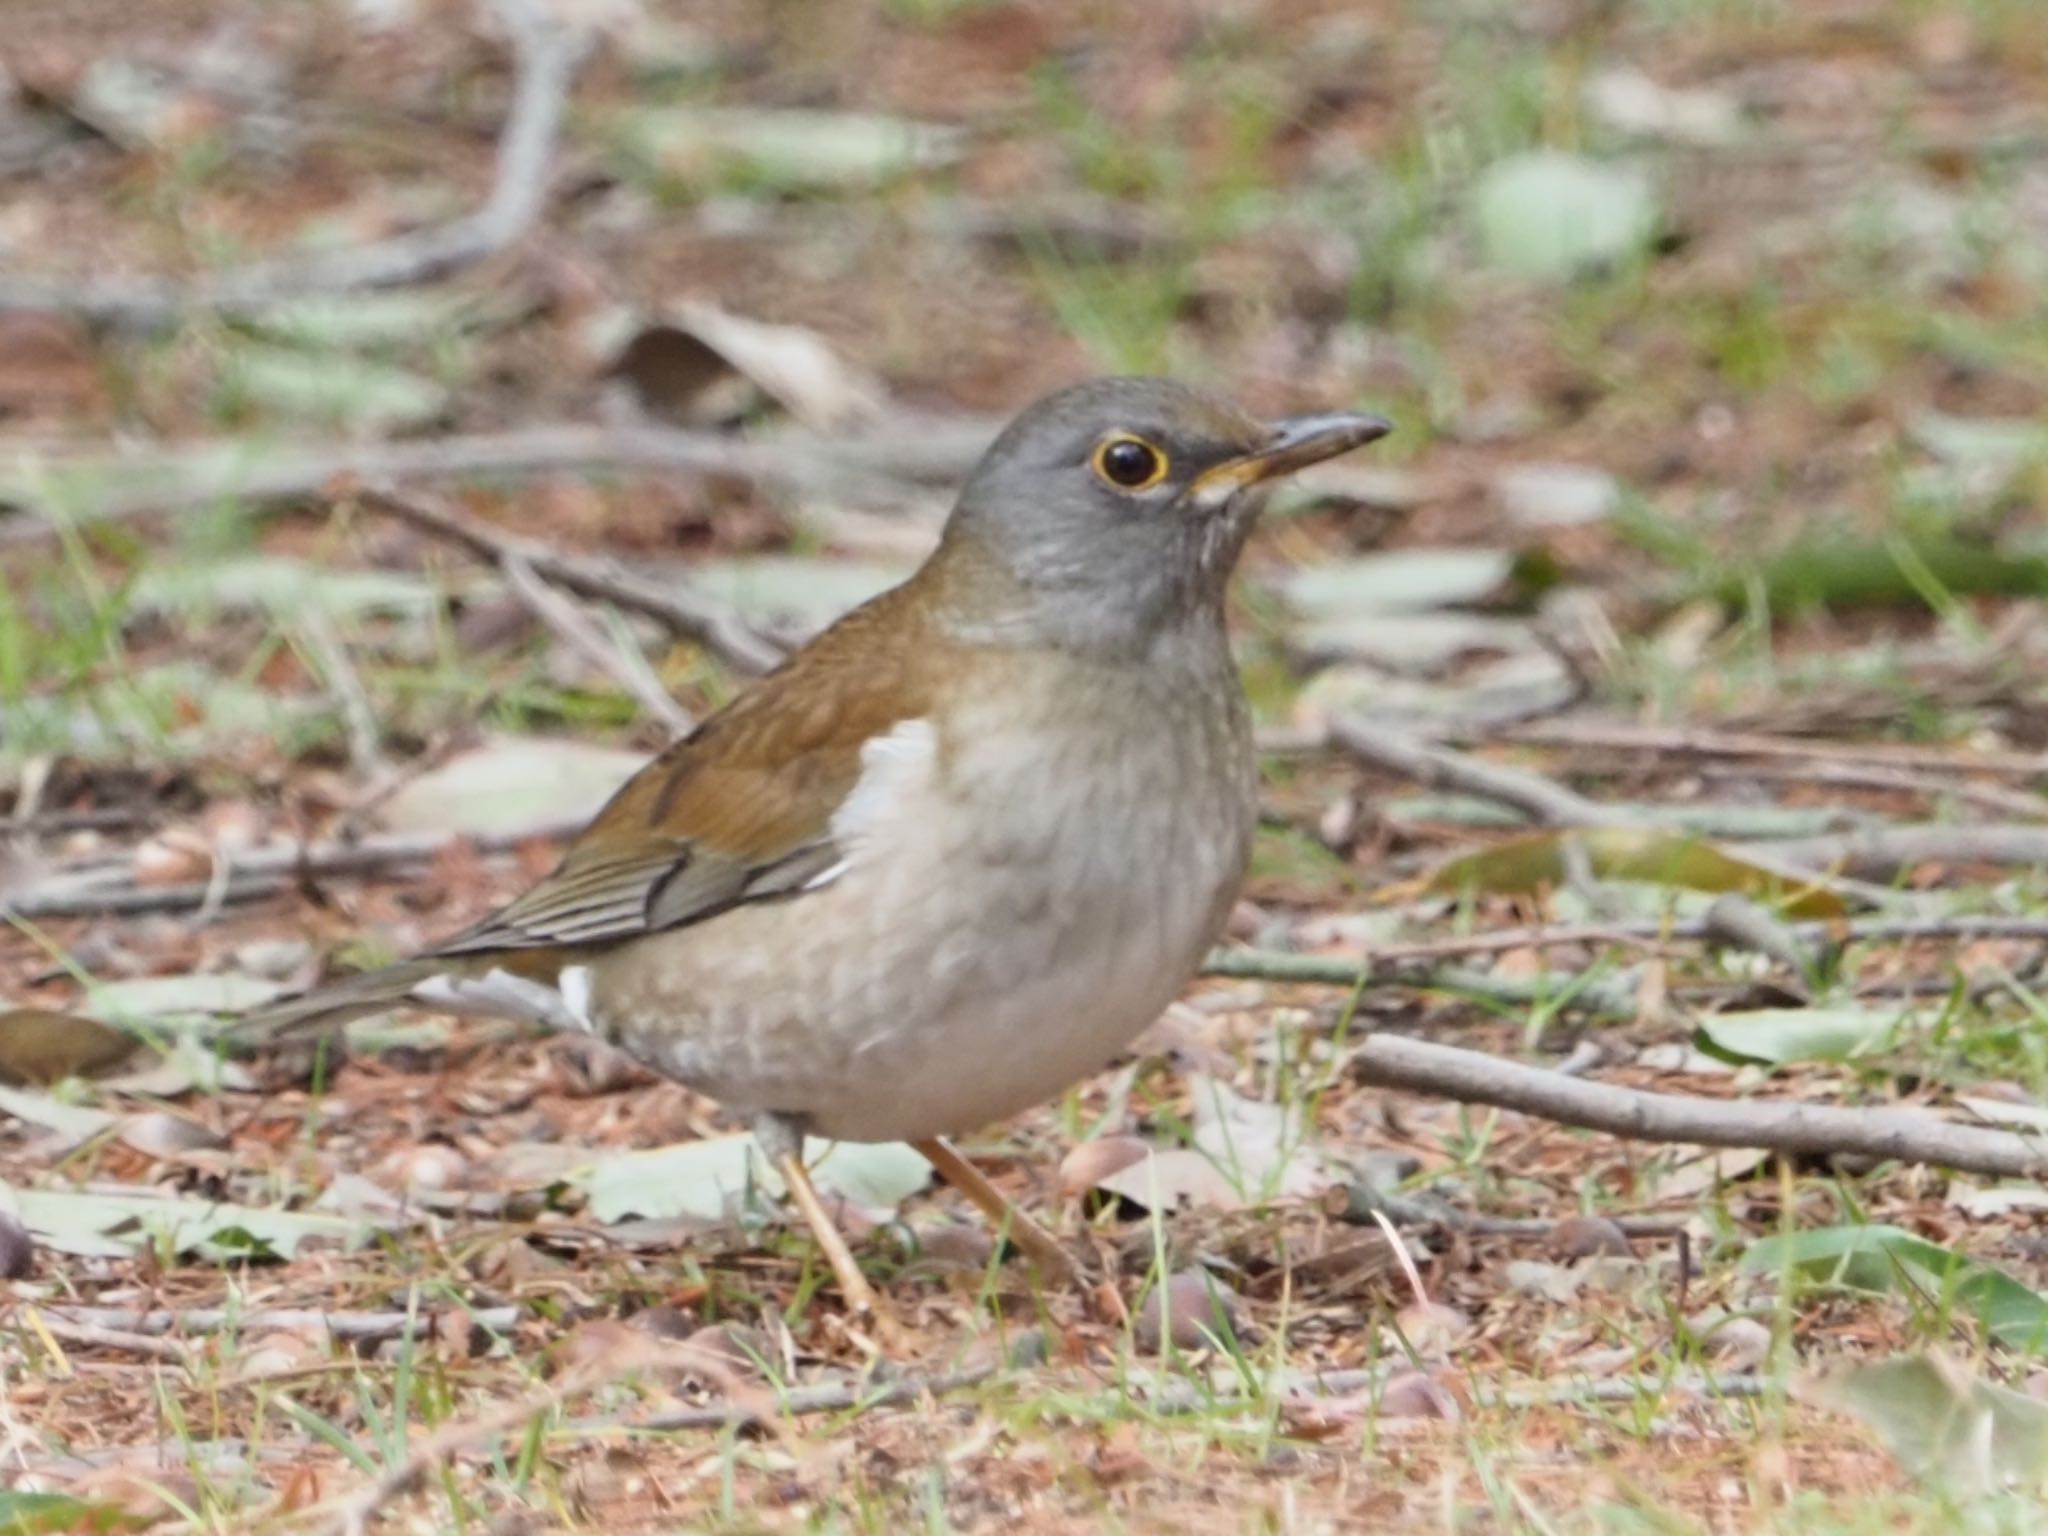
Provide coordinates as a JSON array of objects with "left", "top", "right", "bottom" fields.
[{"left": 1190, "top": 411, "right": 1394, "bottom": 509}]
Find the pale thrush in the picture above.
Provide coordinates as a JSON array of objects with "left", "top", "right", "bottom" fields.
[{"left": 242, "top": 377, "right": 1391, "bottom": 1328}]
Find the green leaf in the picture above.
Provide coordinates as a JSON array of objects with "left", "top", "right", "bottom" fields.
[
  {"left": 578, "top": 1135, "right": 929, "bottom": 1225},
  {"left": 1800, "top": 1353, "right": 2048, "bottom": 1494},
  {"left": 221, "top": 341, "right": 450, "bottom": 432},
  {"left": 0, "top": 1490, "right": 151, "bottom": 1534},
  {"left": 1280, "top": 548, "right": 1516, "bottom": 618},
  {"left": 1745, "top": 1224, "right": 2048, "bottom": 1353},
  {"left": 1418, "top": 826, "right": 1847, "bottom": 919},
  {"left": 9, "top": 1181, "right": 380, "bottom": 1262},
  {"left": 609, "top": 107, "right": 962, "bottom": 194},
  {"left": 236, "top": 291, "right": 479, "bottom": 352},
  {"left": 1471, "top": 151, "right": 1660, "bottom": 281},
  {"left": 1696, "top": 1006, "right": 1914, "bottom": 1067},
  {"left": 0, "top": 1008, "right": 136, "bottom": 1083},
  {"left": 129, "top": 554, "right": 449, "bottom": 623}
]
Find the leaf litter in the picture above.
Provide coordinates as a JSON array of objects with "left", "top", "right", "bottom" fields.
[{"left": 2, "top": 0, "right": 2046, "bottom": 1527}]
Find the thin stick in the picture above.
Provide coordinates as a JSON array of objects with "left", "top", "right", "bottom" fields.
[
  {"left": 1203, "top": 948, "right": 1645, "bottom": 1019},
  {"left": 0, "top": 0, "right": 589, "bottom": 326},
  {"left": 354, "top": 482, "right": 786, "bottom": 675},
  {"left": 0, "top": 423, "right": 949, "bottom": 546},
  {"left": 1735, "top": 823, "right": 2048, "bottom": 881},
  {"left": 29, "top": 1304, "right": 521, "bottom": 1341},
  {"left": 295, "top": 608, "right": 385, "bottom": 778},
  {"left": 1491, "top": 719, "right": 2048, "bottom": 781},
  {"left": 500, "top": 553, "right": 694, "bottom": 736},
  {"left": 1350, "top": 1032, "right": 2048, "bottom": 1179},
  {"left": 1329, "top": 716, "right": 1612, "bottom": 827},
  {"left": 25, "top": 1312, "right": 194, "bottom": 1367},
  {"left": 2, "top": 817, "right": 586, "bottom": 919}
]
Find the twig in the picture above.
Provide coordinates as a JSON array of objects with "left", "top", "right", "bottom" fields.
[
  {"left": 0, "top": 422, "right": 943, "bottom": 545},
  {"left": 1695, "top": 758, "right": 2048, "bottom": 822},
  {"left": 1, "top": 816, "right": 586, "bottom": 919},
  {"left": 0, "top": 0, "right": 590, "bottom": 326},
  {"left": 295, "top": 609, "right": 385, "bottom": 778},
  {"left": 1700, "top": 894, "right": 1819, "bottom": 982},
  {"left": 23, "top": 1312, "right": 195, "bottom": 1368},
  {"left": 1349, "top": 1032, "right": 2048, "bottom": 1179},
  {"left": 1493, "top": 1372, "right": 1768, "bottom": 1408},
  {"left": 1736, "top": 824, "right": 2048, "bottom": 881},
  {"left": 500, "top": 553, "right": 694, "bottom": 736},
  {"left": 353, "top": 481, "right": 786, "bottom": 675},
  {"left": 1491, "top": 719, "right": 2048, "bottom": 782},
  {"left": 31, "top": 1304, "right": 520, "bottom": 1342},
  {"left": 1329, "top": 716, "right": 1613, "bottom": 827},
  {"left": 1204, "top": 947, "right": 1644, "bottom": 1019},
  {"left": 1270, "top": 913, "right": 2048, "bottom": 966}
]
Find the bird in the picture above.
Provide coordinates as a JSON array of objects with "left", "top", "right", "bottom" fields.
[{"left": 238, "top": 376, "right": 1390, "bottom": 1332}]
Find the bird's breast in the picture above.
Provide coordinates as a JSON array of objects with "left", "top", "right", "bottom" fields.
[{"left": 590, "top": 649, "right": 1256, "bottom": 1141}]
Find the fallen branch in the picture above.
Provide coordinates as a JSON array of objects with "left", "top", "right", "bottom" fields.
[
  {"left": 1, "top": 816, "right": 587, "bottom": 919},
  {"left": 0, "top": 0, "right": 589, "bottom": 326},
  {"left": 1737, "top": 823, "right": 2048, "bottom": 881},
  {"left": 1329, "top": 716, "right": 1612, "bottom": 827},
  {"left": 25, "top": 1311, "right": 195, "bottom": 1368},
  {"left": 0, "top": 422, "right": 942, "bottom": 545},
  {"left": 353, "top": 481, "right": 786, "bottom": 675},
  {"left": 1350, "top": 1032, "right": 2048, "bottom": 1179},
  {"left": 1274, "top": 913, "right": 2048, "bottom": 965},
  {"left": 32, "top": 1304, "right": 521, "bottom": 1342},
  {"left": 1493, "top": 719, "right": 2048, "bottom": 782},
  {"left": 1203, "top": 947, "right": 1644, "bottom": 1019}
]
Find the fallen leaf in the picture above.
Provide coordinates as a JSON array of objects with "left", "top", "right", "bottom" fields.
[
  {"left": 1471, "top": 150, "right": 1661, "bottom": 281},
  {"left": 1799, "top": 1352, "right": 2048, "bottom": 1494},
  {"left": 1696, "top": 1006, "right": 1916, "bottom": 1067},
  {"left": 372, "top": 737, "right": 651, "bottom": 836},
  {"left": 605, "top": 301, "right": 885, "bottom": 432},
  {"left": 1415, "top": 826, "right": 1848, "bottom": 919},
  {"left": 577, "top": 1135, "right": 929, "bottom": 1226},
  {"left": 1745, "top": 1225, "right": 2048, "bottom": 1354},
  {"left": 0, "top": 1008, "right": 136, "bottom": 1084},
  {"left": 609, "top": 105, "right": 963, "bottom": 193}
]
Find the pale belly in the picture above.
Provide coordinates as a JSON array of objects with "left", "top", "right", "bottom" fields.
[{"left": 583, "top": 668, "right": 1253, "bottom": 1142}]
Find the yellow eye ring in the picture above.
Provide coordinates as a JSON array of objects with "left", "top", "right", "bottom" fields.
[{"left": 1091, "top": 433, "right": 1169, "bottom": 492}]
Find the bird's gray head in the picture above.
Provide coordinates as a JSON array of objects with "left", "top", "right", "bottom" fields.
[{"left": 937, "top": 377, "right": 1389, "bottom": 658}]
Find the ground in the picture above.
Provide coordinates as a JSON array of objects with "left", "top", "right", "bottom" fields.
[{"left": 2, "top": 0, "right": 2048, "bottom": 1530}]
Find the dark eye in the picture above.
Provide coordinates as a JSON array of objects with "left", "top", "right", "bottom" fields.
[{"left": 1092, "top": 434, "right": 1169, "bottom": 492}]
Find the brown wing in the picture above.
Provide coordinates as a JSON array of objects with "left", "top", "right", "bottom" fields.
[{"left": 432, "top": 582, "right": 938, "bottom": 957}]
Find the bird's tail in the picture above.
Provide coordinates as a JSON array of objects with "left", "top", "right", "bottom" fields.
[{"left": 228, "top": 958, "right": 448, "bottom": 1046}]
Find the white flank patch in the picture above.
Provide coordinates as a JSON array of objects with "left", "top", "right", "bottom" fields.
[
  {"left": 557, "top": 965, "right": 597, "bottom": 1033},
  {"left": 830, "top": 718, "right": 938, "bottom": 853}
]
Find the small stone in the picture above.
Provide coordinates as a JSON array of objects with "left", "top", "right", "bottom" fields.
[
  {"left": 1550, "top": 1215, "right": 1632, "bottom": 1259},
  {"left": 1134, "top": 1269, "right": 1243, "bottom": 1353},
  {"left": 1378, "top": 1368, "right": 1461, "bottom": 1420},
  {"left": 0, "top": 1209, "right": 33, "bottom": 1278}
]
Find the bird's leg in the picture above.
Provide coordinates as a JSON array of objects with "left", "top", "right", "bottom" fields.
[
  {"left": 912, "top": 1137, "right": 1076, "bottom": 1283},
  {"left": 754, "top": 1114, "right": 892, "bottom": 1334}
]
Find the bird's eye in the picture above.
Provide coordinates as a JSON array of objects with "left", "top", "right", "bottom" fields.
[{"left": 1092, "top": 434, "right": 1169, "bottom": 492}]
